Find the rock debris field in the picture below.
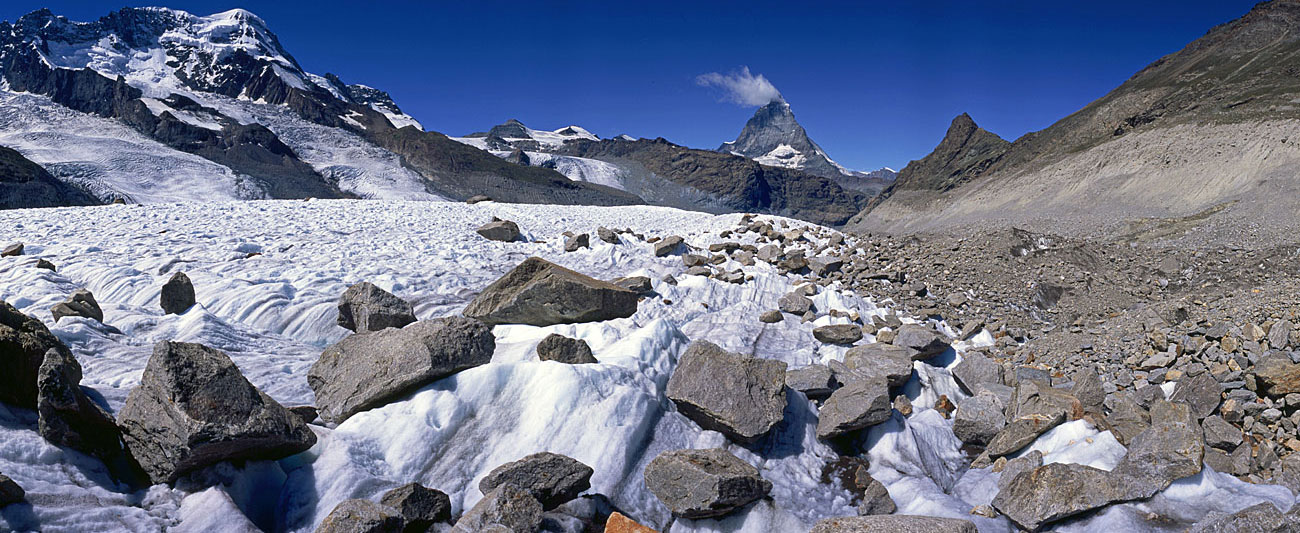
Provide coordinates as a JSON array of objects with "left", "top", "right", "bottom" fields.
[{"left": 0, "top": 199, "right": 1297, "bottom": 532}]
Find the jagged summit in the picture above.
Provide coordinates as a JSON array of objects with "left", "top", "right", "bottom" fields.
[{"left": 718, "top": 98, "right": 882, "bottom": 183}]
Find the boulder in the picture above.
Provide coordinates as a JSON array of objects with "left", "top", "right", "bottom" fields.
[
  {"left": 160, "top": 272, "right": 195, "bottom": 315},
  {"left": 611, "top": 276, "right": 653, "bottom": 294},
  {"left": 478, "top": 452, "right": 593, "bottom": 509},
  {"left": 0, "top": 300, "right": 67, "bottom": 408},
  {"left": 452, "top": 485, "right": 543, "bottom": 533},
  {"left": 564, "top": 233, "right": 590, "bottom": 252},
  {"left": 892, "top": 325, "right": 949, "bottom": 360},
  {"left": 35, "top": 258, "right": 56, "bottom": 271},
  {"left": 855, "top": 471, "right": 896, "bottom": 516},
  {"left": 653, "top": 236, "right": 685, "bottom": 257},
  {"left": 991, "top": 462, "right": 1119, "bottom": 532},
  {"left": 985, "top": 411, "right": 1066, "bottom": 458},
  {"left": 463, "top": 257, "right": 638, "bottom": 326},
  {"left": 814, "top": 324, "right": 863, "bottom": 345},
  {"left": 605, "top": 512, "right": 655, "bottom": 533},
  {"left": 1, "top": 242, "right": 22, "bottom": 257},
  {"left": 643, "top": 448, "right": 771, "bottom": 519},
  {"left": 1168, "top": 373, "right": 1222, "bottom": 419},
  {"left": 1009, "top": 380, "right": 1080, "bottom": 420},
  {"left": 597, "top": 227, "right": 620, "bottom": 245},
  {"left": 1269, "top": 320, "right": 1293, "bottom": 350},
  {"left": 466, "top": 195, "right": 492, "bottom": 204},
  {"left": 1104, "top": 393, "right": 1151, "bottom": 446},
  {"left": 952, "top": 393, "right": 1006, "bottom": 445},
  {"left": 786, "top": 364, "right": 836, "bottom": 399},
  {"left": 665, "top": 341, "right": 787, "bottom": 443},
  {"left": 1201, "top": 415, "right": 1243, "bottom": 451},
  {"left": 309, "top": 317, "right": 495, "bottom": 423},
  {"left": 759, "top": 310, "right": 783, "bottom": 323},
  {"left": 117, "top": 341, "right": 317, "bottom": 484},
  {"left": 777, "top": 292, "right": 813, "bottom": 315},
  {"left": 817, "top": 377, "right": 892, "bottom": 440},
  {"left": 380, "top": 483, "right": 451, "bottom": 531},
  {"left": 1189, "top": 501, "right": 1285, "bottom": 533},
  {"left": 536, "top": 334, "right": 597, "bottom": 364},
  {"left": 289, "top": 406, "right": 319, "bottom": 425},
  {"left": 951, "top": 352, "right": 1003, "bottom": 394},
  {"left": 810, "top": 516, "right": 977, "bottom": 533},
  {"left": 50, "top": 289, "right": 104, "bottom": 323},
  {"left": 682, "top": 254, "right": 708, "bottom": 267},
  {"left": 1069, "top": 370, "right": 1106, "bottom": 413},
  {"left": 995, "top": 450, "right": 1042, "bottom": 492},
  {"left": 336, "top": 282, "right": 417, "bottom": 333},
  {"left": 37, "top": 348, "right": 123, "bottom": 461},
  {"left": 1254, "top": 353, "right": 1300, "bottom": 398},
  {"left": 809, "top": 257, "right": 844, "bottom": 276},
  {"left": 476, "top": 218, "right": 521, "bottom": 242},
  {"left": 843, "top": 343, "right": 914, "bottom": 387},
  {"left": 0, "top": 474, "right": 24, "bottom": 506},
  {"left": 1110, "top": 400, "right": 1204, "bottom": 500},
  {"left": 316, "top": 499, "right": 404, "bottom": 533}
]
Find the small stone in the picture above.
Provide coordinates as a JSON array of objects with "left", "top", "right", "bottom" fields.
[
  {"left": 1201, "top": 415, "right": 1243, "bottom": 450},
  {"left": 604, "top": 512, "right": 655, "bottom": 533},
  {"left": 814, "top": 324, "right": 863, "bottom": 345},
  {"left": 597, "top": 227, "right": 620, "bottom": 245},
  {"left": 894, "top": 395, "right": 913, "bottom": 417},
  {"left": 654, "top": 236, "right": 685, "bottom": 257},
  {"left": 466, "top": 195, "right": 492, "bottom": 204},
  {"left": 1, "top": 243, "right": 22, "bottom": 257},
  {"left": 855, "top": 471, "right": 896, "bottom": 516},
  {"left": 476, "top": 218, "right": 521, "bottom": 242},
  {"left": 35, "top": 259, "right": 55, "bottom": 271},
  {"left": 536, "top": 334, "right": 597, "bottom": 364},
  {"left": 1269, "top": 320, "right": 1293, "bottom": 349},
  {"left": 643, "top": 448, "right": 771, "bottom": 519},
  {"left": 380, "top": 483, "right": 451, "bottom": 530},
  {"left": 160, "top": 272, "right": 195, "bottom": 315},
  {"left": 759, "top": 310, "right": 783, "bottom": 323},
  {"left": 934, "top": 394, "right": 956, "bottom": 418},
  {"left": 1168, "top": 373, "right": 1222, "bottom": 420},
  {"left": 316, "top": 499, "right": 404, "bottom": 533},
  {"left": 682, "top": 254, "right": 708, "bottom": 267}
]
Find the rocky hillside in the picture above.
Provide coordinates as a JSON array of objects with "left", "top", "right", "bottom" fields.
[
  {"left": 853, "top": 0, "right": 1300, "bottom": 246},
  {"left": 0, "top": 145, "right": 97, "bottom": 209}
]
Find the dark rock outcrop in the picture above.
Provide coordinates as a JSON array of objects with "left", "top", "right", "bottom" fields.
[
  {"left": 380, "top": 483, "right": 451, "bottom": 532},
  {"left": 160, "top": 272, "right": 196, "bottom": 315},
  {"left": 0, "top": 145, "right": 97, "bottom": 209},
  {"left": 0, "top": 300, "right": 67, "bottom": 408}
]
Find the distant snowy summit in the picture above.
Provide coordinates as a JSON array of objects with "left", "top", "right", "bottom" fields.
[{"left": 719, "top": 99, "right": 894, "bottom": 195}]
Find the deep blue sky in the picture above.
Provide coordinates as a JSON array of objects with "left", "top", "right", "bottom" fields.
[{"left": 2, "top": 1, "right": 1262, "bottom": 170}]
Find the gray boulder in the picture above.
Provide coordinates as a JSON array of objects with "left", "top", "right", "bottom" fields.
[
  {"left": 1269, "top": 320, "right": 1293, "bottom": 349},
  {"left": 1189, "top": 502, "right": 1285, "bottom": 533},
  {"left": 985, "top": 411, "right": 1066, "bottom": 458},
  {"left": 380, "top": 483, "right": 451, "bottom": 531},
  {"left": 50, "top": 289, "right": 104, "bottom": 323},
  {"left": 117, "top": 341, "right": 317, "bottom": 484},
  {"left": 0, "top": 474, "right": 24, "bottom": 506},
  {"left": 160, "top": 272, "right": 196, "bottom": 315},
  {"left": 463, "top": 257, "right": 639, "bottom": 326},
  {"left": 37, "top": 348, "right": 123, "bottom": 461},
  {"left": 817, "top": 377, "right": 892, "bottom": 440},
  {"left": 665, "top": 341, "right": 787, "bottom": 443},
  {"left": 477, "top": 218, "right": 521, "bottom": 242},
  {"left": 778, "top": 292, "right": 813, "bottom": 315},
  {"left": 309, "top": 317, "right": 495, "bottom": 423},
  {"left": 337, "top": 282, "right": 416, "bottom": 333},
  {"left": 452, "top": 485, "right": 543, "bottom": 533},
  {"left": 479, "top": 452, "right": 593, "bottom": 509},
  {"left": 1, "top": 242, "right": 22, "bottom": 257},
  {"left": 814, "top": 324, "right": 863, "bottom": 345},
  {"left": 597, "top": 227, "right": 619, "bottom": 244},
  {"left": 564, "top": 233, "right": 589, "bottom": 252},
  {"left": 654, "top": 236, "right": 685, "bottom": 257},
  {"left": 951, "top": 352, "right": 1002, "bottom": 394},
  {"left": 536, "top": 334, "right": 597, "bottom": 364},
  {"left": 786, "top": 364, "right": 836, "bottom": 399},
  {"left": 1110, "top": 400, "right": 1204, "bottom": 500},
  {"left": 316, "top": 499, "right": 404, "bottom": 533},
  {"left": 843, "top": 343, "right": 914, "bottom": 387},
  {"left": 992, "top": 462, "right": 1119, "bottom": 532},
  {"left": 1104, "top": 393, "right": 1151, "bottom": 446},
  {"left": 611, "top": 276, "right": 652, "bottom": 294},
  {"left": 643, "top": 448, "right": 771, "bottom": 519},
  {"left": 952, "top": 393, "right": 1006, "bottom": 445},
  {"left": 810, "top": 516, "right": 977, "bottom": 533},
  {"left": 855, "top": 471, "right": 896, "bottom": 516},
  {"left": 760, "top": 310, "right": 783, "bottom": 323},
  {"left": 1070, "top": 370, "right": 1106, "bottom": 413},
  {"left": 892, "top": 325, "right": 949, "bottom": 360},
  {"left": 1201, "top": 415, "right": 1243, "bottom": 450},
  {"left": 1168, "top": 373, "right": 1221, "bottom": 420},
  {"left": 35, "top": 258, "right": 55, "bottom": 271},
  {"left": 1253, "top": 353, "right": 1300, "bottom": 398},
  {"left": 995, "top": 450, "right": 1042, "bottom": 492},
  {"left": 1, "top": 300, "right": 67, "bottom": 408}
]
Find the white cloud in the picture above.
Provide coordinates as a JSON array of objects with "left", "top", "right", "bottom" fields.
[{"left": 696, "top": 66, "right": 783, "bottom": 107}]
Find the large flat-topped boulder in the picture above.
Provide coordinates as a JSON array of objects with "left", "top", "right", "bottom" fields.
[
  {"left": 665, "top": 341, "right": 787, "bottom": 443},
  {"left": 463, "top": 257, "right": 639, "bottom": 326}
]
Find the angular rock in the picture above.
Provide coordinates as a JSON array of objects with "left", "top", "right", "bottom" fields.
[
  {"left": 653, "top": 235, "right": 684, "bottom": 257},
  {"left": 289, "top": 406, "right": 319, "bottom": 424},
  {"left": 466, "top": 195, "right": 492, "bottom": 204},
  {"left": 479, "top": 452, "right": 594, "bottom": 509},
  {"left": 1110, "top": 400, "right": 1204, "bottom": 500},
  {"left": 0, "top": 300, "right": 67, "bottom": 408},
  {"left": 476, "top": 218, "right": 521, "bottom": 242},
  {"left": 605, "top": 512, "right": 655, "bottom": 533},
  {"left": 35, "top": 258, "right": 56, "bottom": 271},
  {"left": 50, "top": 289, "right": 104, "bottom": 323},
  {"left": 995, "top": 450, "right": 1042, "bottom": 492},
  {"left": 992, "top": 462, "right": 1119, "bottom": 532},
  {"left": 953, "top": 393, "right": 1006, "bottom": 445},
  {"left": 0, "top": 474, "right": 24, "bottom": 506},
  {"left": 1009, "top": 380, "right": 1080, "bottom": 420},
  {"left": 317, "top": 499, "right": 404, "bottom": 533},
  {"left": 643, "top": 448, "right": 771, "bottom": 519},
  {"left": 453, "top": 485, "right": 543, "bottom": 533},
  {"left": 843, "top": 343, "right": 914, "bottom": 387},
  {"left": 309, "top": 317, "right": 495, "bottom": 423},
  {"left": 160, "top": 271, "right": 196, "bottom": 315},
  {"left": 596, "top": 227, "right": 619, "bottom": 245},
  {"left": 810, "top": 516, "right": 977, "bottom": 533},
  {"left": 1069, "top": 369, "right": 1105, "bottom": 413},
  {"left": 892, "top": 324, "right": 949, "bottom": 360},
  {"left": 564, "top": 233, "right": 589, "bottom": 252},
  {"left": 786, "top": 364, "right": 836, "bottom": 399},
  {"left": 855, "top": 471, "right": 896, "bottom": 516},
  {"left": 336, "top": 282, "right": 416, "bottom": 333},
  {"left": 809, "top": 257, "right": 844, "bottom": 276},
  {"left": 464, "top": 257, "right": 638, "bottom": 326},
  {"left": 1104, "top": 393, "right": 1151, "bottom": 446},
  {"left": 380, "top": 483, "right": 451, "bottom": 530},
  {"left": 37, "top": 348, "right": 123, "bottom": 461},
  {"left": 1201, "top": 415, "right": 1242, "bottom": 451},
  {"left": 1, "top": 243, "right": 22, "bottom": 257},
  {"left": 666, "top": 341, "right": 787, "bottom": 443},
  {"left": 1254, "top": 353, "right": 1300, "bottom": 398},
  {"left": 1269, "top": 320, "right": 1293, "bottom": 350},
  {"left": 759, "top": 310, "right": 783, "bottom": 323},
  {"left": 814, "top": 324, "right": 863, "bottom": 345},
  {"left": 682, "top": 254, "right": 708, "bottom": 267},
  {"left": 536, "top": 334, "right": 597, "bottom": 364},
  {"left": 817, "top": 377, "right": 892, "bottom": 440},
  {"left": 778, "top": 292, "right": 813, "bottom": 315},
  {"left": 985, "top": 411, "right": 1066, "bottom": 457},
  {"left": 1189, "top": 501, "right": 1285, "bottom": 533},
  {"left": 117, "top": 341, "right": 317, "bottom": 484},
  {"left": 1168, "top": 372, "right": 1222, "bottom": 420},
  {"left": 952, "top": 352, "right": 1003, "bottom": 394}
]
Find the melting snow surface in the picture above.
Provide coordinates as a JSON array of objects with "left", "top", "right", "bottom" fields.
[{"left": 0, "top": 200, "right": 1293, "bottom": 532}]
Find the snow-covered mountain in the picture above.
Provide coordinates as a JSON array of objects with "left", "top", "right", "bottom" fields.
[
  {"left": 0, "top": 7, "right": 636, "bottom": 206},
  {"left": 719, "top": 98, "right": 895, "bottom": 194}
]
